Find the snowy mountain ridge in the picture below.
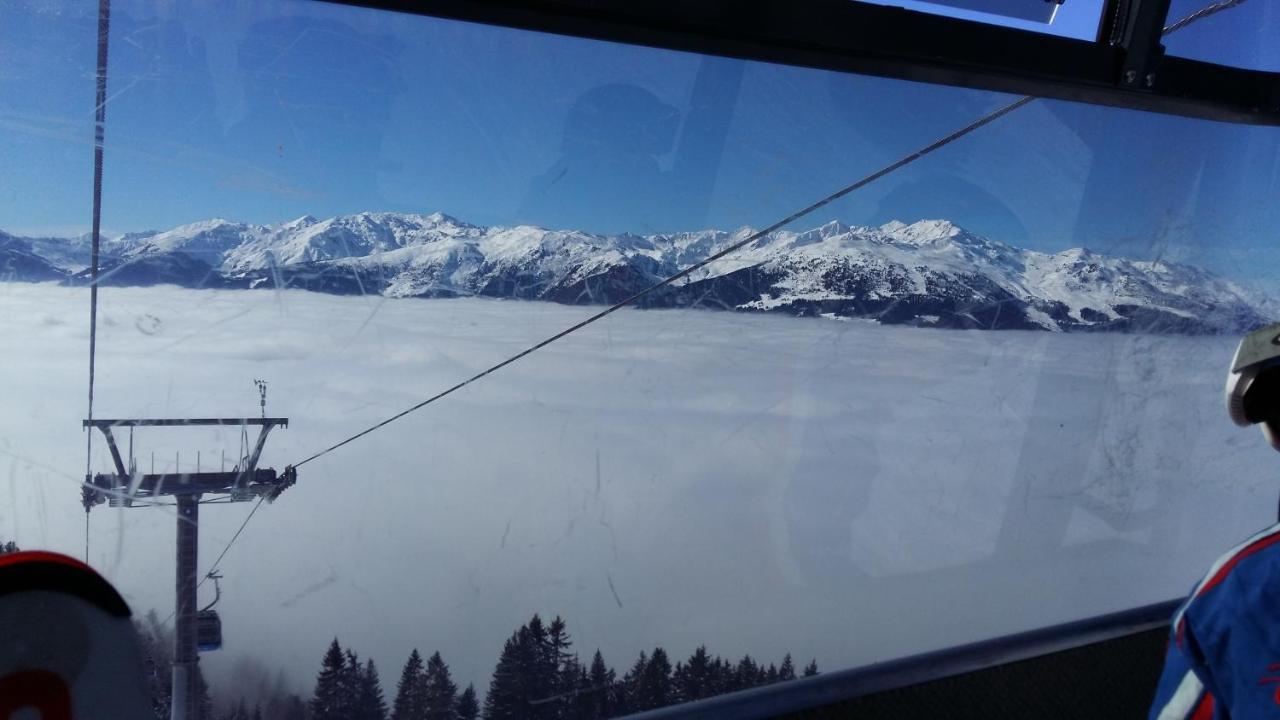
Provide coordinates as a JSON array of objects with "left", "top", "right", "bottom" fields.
[{"left": 1, "top": 213, "right": 1271, "bottom": 333}]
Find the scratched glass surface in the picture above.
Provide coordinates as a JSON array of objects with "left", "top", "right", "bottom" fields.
[
  {"left": 1163, "top": 0, "right": 1280, "bottom": 72},
  {"left": 852, "top": 0, "right": 1106, "bottom": 40},
  {"left": 2, "top": 0, "right": 1279, "bottom": 714}
]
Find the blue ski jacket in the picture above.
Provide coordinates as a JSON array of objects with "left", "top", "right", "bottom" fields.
[{"left": 1150, "top": 522, "right": 1280, "bottom": 719}]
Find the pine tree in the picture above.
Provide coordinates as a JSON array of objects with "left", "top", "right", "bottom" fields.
[
  {"left": 634, "top": 648, "right": 672, "bottom": 711},
  {"left": 391, "top": 649, "right": 427, "bottom": 720},
  {"left": 734, "top": 655, "right": 760, "bottom": 691},
  {"left": 424, "top": 651, "right": 458, "bottom": 720},
  {"left": 546, "top": 617, "right": 573, "bottom": 693},
  {"left": 559, "top": 654, "right": 590, "bottom": 720},
  {"left": 619, "top": 650, "right": 647, "bottom": 715},
  {"left": 259, "top": 671, "right": 298, "bottom": 720},
  {"left": 524, "top": 614, "right": 555, "bottom": 714},
  {"left": 357, "top": 658, "right": 388, "bottom": 720},
  {"left": 778, "top": 654, "right": 796, "bottom": 682},
  {"left": 134, "top": 612, "right": 173, "bottom": 719},
  {"left": 583, "top": 650, "right": 616, "bottom": 720},
  {"left": 564, "top": 662, "right": 593, "bottom": 720},
  {"left": 345, "top": 651, "right": 363, "bottom": 704},
  {"left": 475, "top": 615, "right": 827, "bottom": 716},
  {"left": 281, "top": 695, "right": 308, "bottom": 720},
  {"left": 485, "top": 615, "right": 569, "bottom": 719},
  {"left": 456, "top": 684, "right": 480, "bottom": 720},
  {"left": 221, "top": 698, "right": 250, "bottom": 720},
  {"left": 0, "top": 540, "right": 18, "bottom": 554},
  {"left": 674, "top": 646, "right": 714, "bottom": 702},
  {"left": 310, "top": 638, "right": 349, "bottom": 720},
  {"left": 194, "top": 663, "right": 214, "bottom": 720},
  {"left": 251, "top": 706, "right": 262, "bottom": 720},
  {"left": 484, "top": 631, "right": 529, "bottom": 719},
  {"left": 708, "top": 656, "right": 731, "bottom": 697},
  {"left": 263, "top": 687, "right": 308, "bottom": 720}
]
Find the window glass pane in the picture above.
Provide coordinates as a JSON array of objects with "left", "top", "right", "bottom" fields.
[
  {"left": 2, "top": 0, "right": 1278, "bottom": 714},
  {"left": 1164, "top": 0, "right": 1280, "bottom": 72},
  {"left": 854, "top": 0, "right": 1105, "bottom": 39}
]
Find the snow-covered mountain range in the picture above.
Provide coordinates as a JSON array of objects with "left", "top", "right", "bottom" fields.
[{"left": 1, "top": 212, "right": 1271, "bottom": 333}]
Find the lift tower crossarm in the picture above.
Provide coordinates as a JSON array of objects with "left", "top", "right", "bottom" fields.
[
  {"left": 97, "top": 424, "right": 129, "bottom": 479},
  {"left": 239, "top": 422, "right": 278, "bottom": 487},
  {"left": 84, "top": 418, "right": 291, "bottom": 503},
  {"left": 84, "top": 418, "right": 289, "bottom": 428},
  {"left": 80, "top": 414, "right": 293, "bottom": 720}
]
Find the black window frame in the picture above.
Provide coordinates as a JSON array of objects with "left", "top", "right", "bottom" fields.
[
  {"left": 321, "top": 0, "right": 1280, "bottom": 125},
  {"left": 296, "top": 0, "right": 1274, "bottom": 715}
]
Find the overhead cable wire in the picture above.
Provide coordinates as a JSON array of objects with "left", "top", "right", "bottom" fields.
[
  {"left": 292, "top": 95, "right": 1034, "bottom": 468},
  {"left": 200, "top": 0, "right": 1246, "bottom": 591},
  {"left": 160, "top": 495, "right": 265, "bottom": 626},
  {"left": 1163, "top": 0, "right": 1248, "bottom": 34},
  {"left": 290, "top": 0, "right": 1243, "bottom": 472},
  {"left": 198, "top": 94, "right": 1033, "bottom": 594},
  {"left": 201, "top": 495, "right": 265, "bottom": 585},
  {"left": 84, "top": 0, "right": 112, "bottom": 563}
]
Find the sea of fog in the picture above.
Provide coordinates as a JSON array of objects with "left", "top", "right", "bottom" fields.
[{"left": 0, "top": 282, "right": 1276, "bottom": 697}]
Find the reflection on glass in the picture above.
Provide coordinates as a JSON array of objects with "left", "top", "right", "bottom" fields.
[
  {"left": 854, "top": 0, "right": 1105, "bottom": 39},
  {"left": 0, "top": 0, "right": 1277, "bottom": 716},
  {"left": 1164, "top": 0, "right": 1280, "bottom": 72}
]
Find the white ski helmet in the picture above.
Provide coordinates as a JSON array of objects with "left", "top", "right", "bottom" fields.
[
  {"left": 0, "top": 551, "right": 150, "bottom": 717},
  {"left": 1227, "top": 321, "right": 1280, "bottom": 450}
]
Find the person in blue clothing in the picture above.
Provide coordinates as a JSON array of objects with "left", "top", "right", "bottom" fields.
[{"left": 1150, "top": 322, "right": 1280, "bottom": 719}]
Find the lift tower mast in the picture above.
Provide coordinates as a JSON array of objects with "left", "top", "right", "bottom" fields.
[{"left": 82, "top": 417, "right": 296, "bottom": 720}]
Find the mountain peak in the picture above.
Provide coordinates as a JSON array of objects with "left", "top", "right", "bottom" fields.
[
  {"left": 1056, "top": 247, "right": 1097, "bottom": 261},
  {"left": 881, "top": 219, "right": 965, "bottom": 245},
  {"left": 118, "top": 217, "right": 243, "bottom": 238},
  {"left": 424, "top": 211, "right": 462, "bottom": 225},
  {"left": 281, "top": 215, "right": 317, "bottom": 228},
  {"left": 818, "top": 219, "right": 850, "bottom": 236},
  {"left": 3, "top": 211, "right": 1267, "bottom": 334}
]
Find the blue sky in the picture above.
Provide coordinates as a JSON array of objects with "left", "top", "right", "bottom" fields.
[{"left": 1, "top": 0, "right": 1278, "bottom": 281}]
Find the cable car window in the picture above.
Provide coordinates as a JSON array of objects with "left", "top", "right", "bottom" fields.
[
  {"left": 1, "top": 0, "right": 1278, "bottom": 717},
  {"left": 1162, "top": 0, "right": 1280, "bottom": 72},
  {"left": 853, "top": 0, "right": 1106, "bottom": 39}
]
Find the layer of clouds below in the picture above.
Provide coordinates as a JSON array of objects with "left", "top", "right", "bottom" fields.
[{"left": 0, "top": 282, "right": 1273, "bottom": 696}]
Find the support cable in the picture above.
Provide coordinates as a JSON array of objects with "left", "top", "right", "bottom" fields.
[
  {"left": 84, "top": 0, "right": 112, "bottom": 563},
  {"left": 159, "top": 495, "right": 264, "bottom": 626},
  {"left": 192, "top": 0, "right": 1246, "bottom": 608},
  {"left": 289, "top": 0, "right": 1243, "bottom": 472},
  {"left": 292, "top": 95, "right": 1033, "bottom": 469},
  {"left": 201, "top": 495, "right": 265, "bottom": 587},
  {"left": 1162, "top": 0, "right": 1247, "bottom": 34}
]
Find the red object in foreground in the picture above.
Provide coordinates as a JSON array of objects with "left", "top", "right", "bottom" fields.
[
  {"left": 0, "top": 550, "right": 96, "bottom": 571},
  {"left": 0, "top": 550, "right": 150, "bottom": 718},
  {"left": 0, "top": 669, "right": 73, "bottom": 720}
]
